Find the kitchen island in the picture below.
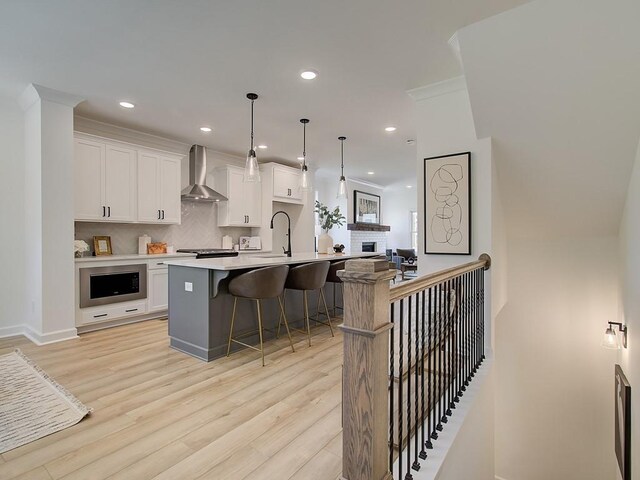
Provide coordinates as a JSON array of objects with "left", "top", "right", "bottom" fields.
[{"left": 164, "top": 252, "right": 379, "bottom": 361}]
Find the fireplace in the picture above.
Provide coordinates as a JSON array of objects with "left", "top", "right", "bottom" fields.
[{"left": 362, "top": 242, "right": 376, "bottom": 252}]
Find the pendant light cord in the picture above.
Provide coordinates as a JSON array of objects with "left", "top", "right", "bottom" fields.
[
  {"left": 302, "top": 121, "right": 306, "bottom": 168},
  {"left": 340, "top": 139, "right": 344, "bottom": 176},
  {"left": 250, "top": 99, "right": 254, "bottom": 152}
]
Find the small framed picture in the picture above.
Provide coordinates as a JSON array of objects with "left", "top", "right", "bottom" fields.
[
  {"left": 354, "top": 190, "right": 381, "bottom": 224},
  {"left": 615, "top": 364, "right": 631, "bottom": 480},
  {"left": 93, "top": 236, "right": 112, "bottom": 256}
]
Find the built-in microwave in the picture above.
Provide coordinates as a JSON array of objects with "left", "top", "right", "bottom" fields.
[{"left": 79, "top": 264, "right": 147, "bottom": 308}]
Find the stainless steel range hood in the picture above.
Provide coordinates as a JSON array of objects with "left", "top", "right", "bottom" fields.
[{"left": 181, "top": 145, "right": 228, "bottom": 202}]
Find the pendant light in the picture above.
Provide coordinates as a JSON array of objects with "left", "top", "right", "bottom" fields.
[
  {"left": 244, "top": 93, "right": 260, "bottom": 182},
  {"left": 336, "top": 136, "right": 347, "bottom": 199},
  {"left": 299, "top": 118, "right": 311, "bottom": 191}
]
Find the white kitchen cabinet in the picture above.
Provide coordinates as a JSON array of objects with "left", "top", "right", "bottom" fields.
[
  {"left": 74, "top": 137, "right": 136, "bottom": 222},
  {"left": 148, "top": 262, "right": 169, "bottom": 312},
  {"left": 272, "top": 165, "right": 303, "bottom": 203},
  {"left": 74, "top": 133, "right": 182, "bottom": 224},
  {"left": 214, "top": 165, "right": 261, "bottom": 226},
  {"left": 137, "top": 150, "right": 181, "bottom": 224}
]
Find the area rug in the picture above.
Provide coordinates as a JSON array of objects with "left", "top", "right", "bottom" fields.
[{"left": 0, "top": 349, "right": 91, "bottom": 454}]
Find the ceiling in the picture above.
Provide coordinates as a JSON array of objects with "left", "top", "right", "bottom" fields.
[{"left": 0, "top": 0, "right": 529, "bottom": 186}]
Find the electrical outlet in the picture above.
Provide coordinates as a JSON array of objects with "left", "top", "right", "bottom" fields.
[{"left": 184, "top": 282, "right": 193, "bottom": 292}]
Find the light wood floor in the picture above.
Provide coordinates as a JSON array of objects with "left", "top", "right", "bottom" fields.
[{"left": 0, "top": 319, "right": 344, "bottom": 480}]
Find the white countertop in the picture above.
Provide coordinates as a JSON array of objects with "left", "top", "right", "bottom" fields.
[
  {"left": 75, "top": 253, "right": 197, "bottom": 263},
  {"left": 164, "top": 252, "right": 380, "bottom": 271}
]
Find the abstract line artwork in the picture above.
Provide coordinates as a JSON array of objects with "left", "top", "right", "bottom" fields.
[{"left": 424, "top": 152, "right": 470, "bottom": 255}]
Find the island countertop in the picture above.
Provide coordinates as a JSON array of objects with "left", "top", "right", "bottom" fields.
[{"left": 164, "top": 251, "right": 380, "bottom": 271}]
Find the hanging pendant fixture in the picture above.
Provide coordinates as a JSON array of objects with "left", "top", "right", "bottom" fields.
[
  {"left": 244, "top": 93, "right": 261, "bottom": 182},
  {"left": 299, "top": 118, "right": 311, "bottom": 191},
  {"left": 336, "top": 136, "right": 347, "bottom": 199}
]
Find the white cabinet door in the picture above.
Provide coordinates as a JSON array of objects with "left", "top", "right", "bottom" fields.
[
  {"left": 137, "top": 151, "right": 161, "bottom": 222},
  {"left": 244, "top": 179, "right": 261, "bottom": 226},
  {"left": 74, "top": 138, "right": 105, "bottom": 221},
  {"left": 227, "top": 167, "right": 247, "bottom": 225},
  {"left": 159, "top": 156, "right": 181, "bottom": 224},
  {"left": 148, "top": 268, "right": 168, "bottom": 312},
  {"left": 273, "top": 167, "right": 302, "bottom": 202},
  {"left": 104, "top": 144, "right": 136, "bottom": 221}
]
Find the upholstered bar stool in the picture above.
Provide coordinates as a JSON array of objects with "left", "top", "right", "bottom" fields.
[
  {"left": 280, "top": 261, "right": 332, "bottom": 347},
  {"left": 226, "top": 265, "right": 294, "bottom": 366},
  {"left": 325, "top": 260, "right": 346, "bottom": 318}
]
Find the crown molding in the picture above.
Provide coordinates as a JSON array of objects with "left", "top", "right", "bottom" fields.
[
  {"left": 19, "top": 83, "right": 83, "bottom": 111},
  {"left": 406, "top": 76, "right": 467, "bottom": 102}
]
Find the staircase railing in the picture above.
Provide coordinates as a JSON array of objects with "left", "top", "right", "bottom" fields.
[{"left": 338, "top": 254, "right": 491, "bottom": 480}]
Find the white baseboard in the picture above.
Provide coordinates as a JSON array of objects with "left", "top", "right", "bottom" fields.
[
  {"left": 23, "top": 325, "right": 78, "bottom": 345},
  {"left": 495, "top": 475, "right": 509, "bottom": 480},
  {"left": 0, "top": 325, "right": 25, "bottom": 339}
]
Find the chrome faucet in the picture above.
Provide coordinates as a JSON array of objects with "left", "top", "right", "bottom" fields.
[{"left": 270, "top": 210, "right": 292, "bottom": 257}]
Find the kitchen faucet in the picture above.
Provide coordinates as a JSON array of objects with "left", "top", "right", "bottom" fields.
[{"left": 270, "top": 210, "right": 292, "bottom": 257}]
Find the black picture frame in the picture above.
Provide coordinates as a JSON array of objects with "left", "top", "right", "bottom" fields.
[
  {"left": 354, "top": 190, "right": 381, "bottom": 224},
  {"left": 423, "top": 152, "right": 471, "bottom": 255},
  {"left": 615, "top": 364, "right": 631, "bottom": 480}
]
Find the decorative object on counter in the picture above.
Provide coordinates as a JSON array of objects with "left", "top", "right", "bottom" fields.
[
  {"left": 222, "top": 235, "right": 233, "bottom": 250},
  {"left": 238, "top": 236, "right": 262, "bottom": 251},
  {"left": 243, "top": 93, "right": 261, "bottom": 183},
  {"left": 93, "top": 236, "right": 112, "bottom": 256},
  {"left": 424, "top": 151, "right": 471, "bottom": 255},
  {"left": 354, "top": 190, "right": 381, "bottom": 224},
  {"left": 239, "top": 236, "right": 252, "bottom": 250},
  {"left": 614, "top": 365, "right": 631, "bottom": 480},
  {"left": 315, "top": 200, "right": 346, "bottom": 255},
  {"left": 74, "top": 240, "right": 89, "bottom": 258},
  {"left": 299, "top": 118, "right": 311, "bottom": 191},
  {"left": 336, "top": 136, "right": 348, "bottom": 199},
  {"left": 333, "top": 244, "right": 345, "bottom": 254},
  {"left": 147, "top": 242, "right": 167, "bottom": 254},
  {"left": 138, "top": 234, "right": 151, "bottom": 255}
]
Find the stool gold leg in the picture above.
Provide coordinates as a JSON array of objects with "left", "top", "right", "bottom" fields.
[
  {"left": 256, "top": 299, "right": 265, "bottom": 367},
  {"left": 226, "top": 297, "right": 238, "bottom": 357},
  {"left": 320, "top": 289, "right": 334, "bottom": 337},
  {"left": 276, "top": 293, "right": 286, "bottom": 339},
  {"left": 278, "top": 295, "right": 295, "bottom": 353},
  {"left": 304, "top": 290, "right": 311, "bottom": 347}
]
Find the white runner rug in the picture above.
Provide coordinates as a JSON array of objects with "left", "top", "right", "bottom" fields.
[{"left": 0, "top": 349, "right": 91, "bottom": 454}]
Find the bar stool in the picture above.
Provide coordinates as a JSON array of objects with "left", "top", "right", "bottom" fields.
[
  {"left": 280, "top": 261, "right": 332, "bottom": 347},
  {"left": 226, "top": 265, "right": 294, "bottom": 366},
  {"left": 325, "top": 260, "right": 346, "bottom": 318}
]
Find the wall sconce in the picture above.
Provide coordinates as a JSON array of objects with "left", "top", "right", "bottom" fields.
[{"left": 602, "top": 322, "right": 628, "bottom": 349}]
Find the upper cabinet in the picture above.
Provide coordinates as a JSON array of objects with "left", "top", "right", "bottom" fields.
[
  {"left": 74, "top": 133, "right": 182, "bottom": 224},
  {"left": 214, "top": 165, "right": 261, "bottom": 227},
  {"left": 137, "top": 150, "right": 181, "bottom": 224},
  {"left": 271, "top": 165, "right": 303, "bottom": 203}
]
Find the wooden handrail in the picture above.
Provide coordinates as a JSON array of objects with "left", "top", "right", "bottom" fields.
[{"left": 389, "top": 253, "right": 491, "bottom": 303}]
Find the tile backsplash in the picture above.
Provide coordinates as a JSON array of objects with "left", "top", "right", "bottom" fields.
[{"left": 75, "top": 202, "right": 248, "bottom": 254}]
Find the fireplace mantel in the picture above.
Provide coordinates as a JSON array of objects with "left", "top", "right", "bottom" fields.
[{"left": 347, "top": 223, "right": 391, "bottom": 232}]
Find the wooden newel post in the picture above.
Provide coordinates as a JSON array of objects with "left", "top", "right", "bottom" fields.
[{"left": 338, "top": 259, "right": 396, "bottom": 480}]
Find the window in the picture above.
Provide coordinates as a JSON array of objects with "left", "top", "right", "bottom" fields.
[{"left": 410, "top": 211, "right": 418, "bottom": 251}]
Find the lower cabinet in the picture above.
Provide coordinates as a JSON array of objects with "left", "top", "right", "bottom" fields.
[
  {"left": 148, "top": 265, "right": 169, "bottom": 312},
  {"left": 80, "top": 300, "right": 147, "bottom": 325}
]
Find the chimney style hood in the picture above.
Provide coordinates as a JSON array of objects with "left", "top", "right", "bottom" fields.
[{"left": 181, "top": 145, "right": 227, "bottom": 202}]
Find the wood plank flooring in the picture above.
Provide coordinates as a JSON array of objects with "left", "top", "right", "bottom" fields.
[{"left": 0, "top": 319, "right": 344, "bottom": 480}]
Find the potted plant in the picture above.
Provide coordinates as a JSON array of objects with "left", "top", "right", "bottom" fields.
[{"left": 315, "top": 200, "right": 346, "bottom": 254}]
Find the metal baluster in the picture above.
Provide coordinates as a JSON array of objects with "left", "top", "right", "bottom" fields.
[
  {"left": 436, "top": 282, "right": 443, "bottom": 432},
  {"left": 481, "top": 267, "right": 485, "bottom": 362},
  {"left": 454, "top": 276, "right": 461, "bottom": 404},
  {"left": 419, "top": 289, "right": 428, "bottom": 459},
  {"left": 412, "top": 292, "right": 421, "bottom": 471},
  {"left": 462, "top": 272, "right": 468, "bottom": 392},
  {"left": 427, "top": 286, "right": 435, "bottom": 447},
  {"left": 472, "top": 269, "right": 477, "bottom": 376},
  {"left": 446, "top": 279, "right": 454, "bottom": 416},
  {"left": 389, "top": 303, "right": 395, "bottom": 473},
  {"left": 442, "top": 280, "right": 450, "bottom": 423},
  {"left": 399, "top": 298, "right": 404, "bottom": 479},
  {"left": 405, "top": 295, "right": 414, "bottom": 479}
]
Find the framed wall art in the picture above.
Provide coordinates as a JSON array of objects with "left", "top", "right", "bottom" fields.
[
  {"left": 615, "top": 364, "right": 631, "bottom": 480},
  {"left": 93, "top": 236, "right": 112, "bottom": 256},
  {"left": 423, "top": 152, "right": 471, "bottom": 255},
  {"left": 354, "top": 190, "right": 381, "bottom": 224}
]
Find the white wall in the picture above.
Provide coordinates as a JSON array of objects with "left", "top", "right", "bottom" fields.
[
  {"left": 618, "top": 137, "right": 640, "bottom": 480},
  {"left": 495, "top": 236, "right": 619, "bottom": 480},
  {"left": 0, "top": 96, "right": 25, "bottom": 335},
  {"left": 383, "top": 181, "right": 417, "bottom": 250}
]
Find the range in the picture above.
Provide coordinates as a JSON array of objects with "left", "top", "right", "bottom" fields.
[{"left": 176, "top": 248, "right": 239, "bottom": 259}]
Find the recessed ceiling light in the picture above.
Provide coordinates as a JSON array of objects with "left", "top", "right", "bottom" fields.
[
  {"left": 300, "top": 69, "right": 318, "bottom": 80},
  {"left": 367, "top": 171, "right": 375, "bottom": 175},
  {"left": 385, "top": 126, "right": 397, "bottom": 132},
  {"left": 200, "top": 127, "right": 212, "bottom": 132},
  {"left": 406, "top": 139, "right": 415, "bottom": 145},
  {"left": 406, "top": 185, "right": 413, "bottom": 189},
  {"left": 257, "top": 144, "right": 268, "bottom": 149},
  {"left": 297, "top": 156, "right": 305, "bottom": 161},
  {"left": 119, "top": 101, "right": 135, "bottom": 109}
]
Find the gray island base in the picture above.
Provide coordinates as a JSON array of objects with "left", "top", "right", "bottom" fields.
[{"left": 165, "top": 252, "right": 378, "bottom": 362}]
